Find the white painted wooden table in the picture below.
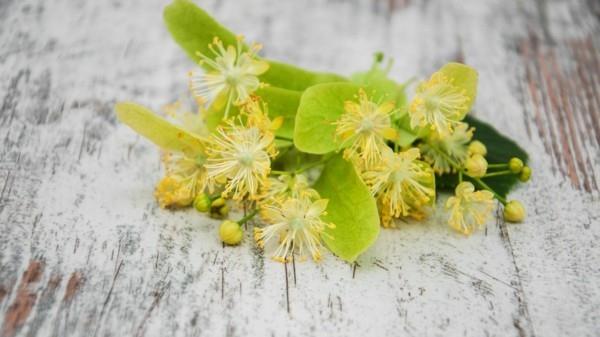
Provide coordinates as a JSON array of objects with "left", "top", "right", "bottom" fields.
[{"left": 0, "top": 0, "right": 599, "bottom": 336}]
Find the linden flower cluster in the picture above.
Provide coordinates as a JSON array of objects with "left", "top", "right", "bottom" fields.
[
  {"left": 333, "top": 89, "right": 436, "bottom": 227},
  {"left": 330, "top": 61, "right": 531, "bottom": 232},
  {"left": 409, "top": 68, "right": 531, "bottom": 231},
  {"left": 118, "top": 1, "right": 532, "bottom": 265},
  {"left": 152, "top": 37, "right": 334, "bottom": 263}
]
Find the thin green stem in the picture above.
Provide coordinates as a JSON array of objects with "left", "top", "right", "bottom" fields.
[
  {"left": 429, "top": 143, "right": 507, "bottom": 204},
  {"left": 295, "top": 154, "right": 333, "bottom": 174},
  {"left": 458, "top": 170, "right": 463, "bottom": 183},
  {"left": 473, "top": 178, "right": 507, "bottom": 205},
  {"left": 429, "top": 144, "right": 461, "bottom": 168},
  {"left": 275, "top": 142, "right": 293, "bottom": 149},
  {"left": 482, "top": 170, "right": 513, "bottom": 178},
  {"left": 237, "top": 209, "right": 259, "bottom": 225},
  {"left": 488, "top": 163, "right": 508, "bottom": 169},
  {"left": 275, "top": 135, "right": 293, "bottom": 141},
  {"left": 223, "top": 92, "right": 233, "bottom": 119},
  {"left": 270, "top": 170, "right": 288, "bottom": 175}
]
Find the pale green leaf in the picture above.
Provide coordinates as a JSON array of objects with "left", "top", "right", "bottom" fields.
[
  {"left": 163, "top": 0, "right": 238, "bottom": 66},
  {"left": 163, "top": 0, "right": 346, "bottom": 90},
  {"left": 263, "top": 60, "right": 347, "bottom": 91},
  {"left": 351, "top": 67, "right": 399, "bottom": 103},
  {"left": 439, "top": 62, "right": 478, "bottom": 114},
  {"left": 394, "top": 112, "right": 420, "bottom": 147},
  {"left": 115, "top": 102, "right": 204, "bottom": 156},
  {"left": 313, "top": 154, "right": 380, "bottom": 262},
  {"left": 257, "top": 86, "right": 301, "bottom": 139},
  {"left": 294, "top": 82, "right": 361, "bottom": 154}
]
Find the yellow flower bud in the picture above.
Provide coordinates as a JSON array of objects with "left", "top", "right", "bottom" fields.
[
  {"left": 508, "top": 157, "right": 524, "bottom": 174},
  {"left": 209, "top": 197, "right": 229, "bottom": 219},
  {"left": 503, "top": 200, "right": 526, "bottom": 223},
  {"left": 211, "top": 197, "right": 226, "bottom": 208},
  {"left": 219, "top": 220, "right": 243, "bottom": 245},
  {"left": 519, "top": 166, "right": 531, "bottom": 182},
  {"left": 193, "top": 193, "right": 211, "bottom": 213},
  {"left": 465, "top": 154, "right": 488, "bottom": 178},
  {"left": 219, "top": 204, "right": 230, "bottom": 216},
  {"left": 468, "top": 140, "right": 487, "bottom": 156}
]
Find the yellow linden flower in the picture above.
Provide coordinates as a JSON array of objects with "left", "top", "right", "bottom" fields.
[
  {"left": 254, "top": 197, "right": 334, "bottom": 262},
  {"left": 409, "top": 72, "right": 470, "bottom": 135},
  {"left": 155, "top": 152, "right": 209, "bottom": 208},
  {"left": 363, "top": 148, "right": 435, "bottom": 223},
  {"left": 241, "top": 97, "right": 284, "bottom": 138},
  {"left": 464, "top": 154, "right": 488, "bottom": 178},
  {"left": 420, "top": 123, "right": 473, "bottom": 174},
  {"left": 205, "top": 122, "right": 275, "bottom": 200},
  {"left": 445, "top": 182, "right": 495, "bottom": 235},
  {"left": 334, "top": 89, "right": 397, "bottom": 168},
  {"left": 189, "top": 36, "right": 269, "bottom": 117},
  {"left": 260, "top": 174, "right": 319, "bottom": 205}
]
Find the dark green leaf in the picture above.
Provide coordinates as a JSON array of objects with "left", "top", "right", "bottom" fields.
[{"left": 436, "top": 115, "right": 528, "bottom": 198}]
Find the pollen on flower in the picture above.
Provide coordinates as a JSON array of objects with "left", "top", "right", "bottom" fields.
[
  {"left": 409, "top": 72, "right": 470, "bottom": 135},
  {"left": 445, "top": 181, "right": 495, "bottom": 235},
  {"left": 205, "top": 121, "right": 275, "bottom": 200},
  {"left": 254, "top": 197, "right": 334, "bottom": 262},
  {"left": 334, "top": 89, "right": 397, "bottom": 169},
  {"left": 363, "top": 148, "right": 435, "bottom": 222},
  {"left": 259, "top": 174, "right": 319, "bottom": 206},
  {"left": 241, "top": 96, "right": 284, "bottom": 139},
  {"left": 420, "top": 123, "right": 474, "bottom": 174},
  {"left": 154, "top": 152, "right": 209, "bottom": 208},
  {"left": 188, "top": 36, "right": 269, "bottom": 117}
]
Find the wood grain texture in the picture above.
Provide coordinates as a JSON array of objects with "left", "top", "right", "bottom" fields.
[{"left": 0, "top": 0, "right": 598, "bottom": 336}]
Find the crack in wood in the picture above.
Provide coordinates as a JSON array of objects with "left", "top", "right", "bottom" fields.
[{"left": 93, "top": 260, "right": 124, "bottom": 337}]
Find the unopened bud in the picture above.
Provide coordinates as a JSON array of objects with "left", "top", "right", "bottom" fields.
[
  {"left": 504, "top": 200, "right": 526, "bottom": 223},
  {"left": 193, "top": 193, "right": 211, "bottom": 213},
  {"left": 519, "top": 166, "right": 531, "bottom": 182},
  {"left": 211, "top": 197, "right": 225, "bottom": 208},
  {"left": 508, "top": 158, "right": 524, "bottom": 174},
  {"left": 210, "top": 197, "right": 228, "bottom": 219},
  {"left": 468, "top": 140, "right": 487, "bottom": 156},
  {"left": 465, "top": 154, "right": 488, "bottom": 178},
  {"left": 219, "top": 204, "right": 230, "bottom": 216},
  {"left": 219, "top": 220, "right": 243, "bottom": 245}
]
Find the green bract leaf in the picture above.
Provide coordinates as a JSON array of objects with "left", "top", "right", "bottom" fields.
[
  {"left": 163, "top": 0, "right": 346, "bottom": 91},
  {"left": 294, "top": 82, "right": 361, "bottom": 154},
  {"left": 257, "top": 86, "right": 301, "bottom": 139},
  {"left": 439, "top": 62, "right": 478, "bottom": 114},
  {"left": 263, "top": 61, "right": 347, "bottom": 91},
  {"left": 436, "top": 115, "right": 528, "bottom": 198},
  {"left": 164, "top": 0, "right": 237, "bottom": 66},
  {"left": 313, "top": 154, "right": 380, "bottom": 262},
  {"left": 394, "top": 112, "right": 420, "bottom": 147},
  {"left": 350, "top": 56, "right": 408, "bottom": 107},
  {"left": 351, "top": 67, "right": 399, "bottom": 102},
  {"left": 115, "top": 102, "right": 204, "bottom": 156}
]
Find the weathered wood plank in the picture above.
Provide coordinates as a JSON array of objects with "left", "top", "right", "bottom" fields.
[{"left": 0, "top": 0, "right": 598, "bottom": 336}]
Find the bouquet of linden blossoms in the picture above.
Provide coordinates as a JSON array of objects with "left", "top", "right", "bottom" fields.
[{"left": 116, "top": 0, "right": 530, "bottom": 263}]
